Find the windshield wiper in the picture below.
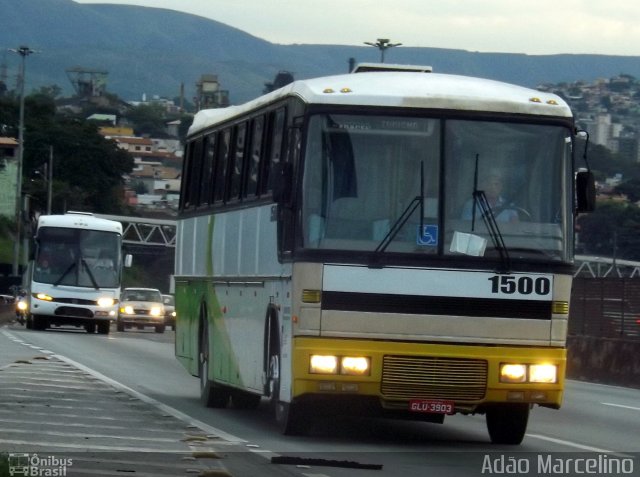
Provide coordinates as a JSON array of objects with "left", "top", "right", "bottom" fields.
[
  {"left": 471, "top": 154, "right": 511, "bottom": 273},
  {"left": 81, "top": 258, "right": 100, "bottom": 290},
  {"left": 370, "top": 161, "right": 425, "bottom": 267},
  {"left": 54, "top": 261, "right": 77, "bottom": 286}
]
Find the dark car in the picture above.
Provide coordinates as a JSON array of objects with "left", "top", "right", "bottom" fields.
[
  {"left": 117, "top": 287, "right": 165, "bottom": 333},
  {"left": 162, "top": 294, "right": 175, "bottom": 330}
]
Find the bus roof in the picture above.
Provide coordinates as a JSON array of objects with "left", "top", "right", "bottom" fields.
[
  {"left": 189, "top": 71, "right": 572, "bottom": 136},
  {"left": 37, "top": 213, "right": 123, "bottom": 234}
]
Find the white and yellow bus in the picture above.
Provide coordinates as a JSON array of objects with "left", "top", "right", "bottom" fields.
[{"left": 175, "top": 67, "right": 594, "bottom": 444}]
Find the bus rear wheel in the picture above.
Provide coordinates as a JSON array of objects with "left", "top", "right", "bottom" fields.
[{"left": 486, "top": 404, "right": 529, "bottom": 445}]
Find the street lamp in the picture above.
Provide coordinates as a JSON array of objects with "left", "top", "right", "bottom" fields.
[
  {"left": 9, "top": 45, "right": 36, "bottom": 277},
  {"left": 364, "top": 38, "right": 402, "bottom": 63}
]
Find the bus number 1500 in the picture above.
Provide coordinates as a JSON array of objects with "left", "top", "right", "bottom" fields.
[{"left": 489, "top": 275, "right": 550, "bottom": 296}]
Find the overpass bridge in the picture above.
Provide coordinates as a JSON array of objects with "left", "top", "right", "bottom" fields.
[
  {"left": 95, "top": 216, "right": 640, "bottom": 278},
  {"left": 95, "top": 214, "right": 176, "bottom": 253}
]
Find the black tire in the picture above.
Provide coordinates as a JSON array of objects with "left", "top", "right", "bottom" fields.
[
  {"left": 97, "top": 321, "right": 110, "bottom": 335},
  {"left": 199, "top": 316, "right": 229, "bottom": 408},
  {"left": 265, "top": 312, "right": 307, "bottom": 436},
  {"left": 231, "top": 391, "right": 262, "bottom": 409},
  {"left": 275, "top": 399, "right": 307, "bottom": 436},
  {"left": 32, "top": 315, "right": 47, "bottom": 331},
  {"left": 116, "top": 320, "right": 125, "bottom": 332},
  {"left": 85, "top": 322, "right": 96, "bottom": 334},
  {"left": 486, "top": 404, "right": 529, "bottom": 445},
  {"left": 155, "top": 324, "right": 165, "bottom": 333}
]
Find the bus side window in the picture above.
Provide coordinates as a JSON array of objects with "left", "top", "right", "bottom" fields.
[
  {"left": 261, "top": 107, "right": 286, "bottom": 195},
  {"left": 199, "top": 133, "right": 216, "bottom": 206},
  {"left": 244, "top": 115, "right": 264, "bottom": 198},
  {"left": 189, "top": 137, "right": 205, "bottom": 207},
  {"left": 214, "top": 129, "right": 231, "bottom": 203},
  {"left": 179, "top": 142, "right": 192, "bottom": 210},
  {"left": 227, "top": 122, "right": 246, "bottom": 201}
]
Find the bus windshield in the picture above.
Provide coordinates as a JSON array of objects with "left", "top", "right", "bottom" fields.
[
  {"left": 34, "top": 227, "right": 122, "bottom": 288},
  {"left": 302, "top": 113, "right": 572, "bottom": 262}
]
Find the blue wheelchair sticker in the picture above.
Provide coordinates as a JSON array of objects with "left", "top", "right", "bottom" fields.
[{"left": 417, "top": 224, "right": 438, "bottom": 246}]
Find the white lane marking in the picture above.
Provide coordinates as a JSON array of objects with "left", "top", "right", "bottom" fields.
[
  {"left": 527, "top": 434, "right": 612, "bottom": 453},
  {"left": 602, "top": 402, "right": 640, "bottom": 412},
  {"left": 0, "top": 438, "right": 190, "bottom": 452},
  {"left": 3, "top": 427, "right": 180, "bottom": 442},
  {"left": 53, "top": 354, "right": 247, "bottom": 444}
]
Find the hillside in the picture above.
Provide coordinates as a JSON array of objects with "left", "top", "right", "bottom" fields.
[{"left": 2, "top": 0, "right": 640, "bottom": 104}]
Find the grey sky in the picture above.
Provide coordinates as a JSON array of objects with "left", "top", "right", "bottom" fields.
[{"left": 73, "top": 0, "right": 640, "bottom": 56}]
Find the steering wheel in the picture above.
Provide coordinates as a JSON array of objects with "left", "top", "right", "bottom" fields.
[{"left": 491, "top": 206, "right": 532, "bottom": 222}]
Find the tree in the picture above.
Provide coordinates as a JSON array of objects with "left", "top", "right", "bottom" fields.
[
  {"left": 578, "top": 201, "right": 640, "bottom": 260},
  {"left": 124, "top": 103, "right": 168, "bottom": 137},
  {"left": 4, "top": 90, "right": 134, "bottom": 216},
  {"left": 614, "top": 179, "right": 640, "bottom": 203}
]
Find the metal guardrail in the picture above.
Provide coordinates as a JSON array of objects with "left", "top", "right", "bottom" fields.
[{"left": 574, "top": 255, "right": 640, "bottom": 278}]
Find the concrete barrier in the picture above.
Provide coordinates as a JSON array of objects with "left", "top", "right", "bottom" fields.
[
  {"left": 567, "top": 335, "right": 640, "bottom": 389},
  {"left": 0, "top": 303, "right": 15, "bottom": 325}
]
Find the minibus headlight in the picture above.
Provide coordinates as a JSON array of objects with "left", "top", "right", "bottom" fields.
[
  {"left": 529, "top": 364, "right": 557, "bottom": 383},
  {"left": 500, "top": 364, "right": 527, "bottom": 383},
  {"left": 341, "top": 357, "right": 370, "bottom": 376},
  {"left": 97, "top": 297, "right": 115, "bottom": 307},
  {"left": 310, "top": 355, "right": 338, "bottom": 374}
]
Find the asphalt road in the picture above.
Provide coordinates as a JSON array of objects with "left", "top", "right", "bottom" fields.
[{"left": 2, "top": 321, "right": 639, "bottom": 477}]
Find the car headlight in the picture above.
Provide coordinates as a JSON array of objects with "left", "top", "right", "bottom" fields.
[
  {"left": 171, "top": 311, "right": 176, "bottom": 317},
  {"left": 97, "top": 297, "right": 115, "bottom": 307},
  {"left": 120, "top": 305, "right": 134, "bottom": 315},
  {"left": 150, "top": 307, "right": 162, "bottom": 317}
]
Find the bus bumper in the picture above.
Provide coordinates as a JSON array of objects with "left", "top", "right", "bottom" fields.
[{"left": 291, "top": 337, "right": 565, "bottom": 414}]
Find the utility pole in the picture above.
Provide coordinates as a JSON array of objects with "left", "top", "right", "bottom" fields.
[
  {"left": 10, "top": 45, "right": 35, "bottom": 277},
  {"left": 46, "top": 145, "right": 53, "bottom": 215},
  {"left": 364, "top": 38, "right": 402, "bottom": 63}
]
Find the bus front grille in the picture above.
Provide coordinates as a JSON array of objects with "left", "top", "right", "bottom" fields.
[
  {"left": 55, "top": 306, "right": 93, "bottom": 318},
  {"left": 381, "top": 356, "right": 487, "bottom": 401}
]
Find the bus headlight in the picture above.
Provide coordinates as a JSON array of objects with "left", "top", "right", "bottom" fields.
[
  {"left": 500, "top": 364, "right": 527, "bottom": 383},
  {"left": 309, "top": 355, "right": 371, "bottom": 375},
  {"left": 310, "top": 355, "right": 338, "bottom": 374},
  {"left": 529, "top": 364, "right": 557, "bottom": 383},
  {"left": 97, "top": 297, "right": 115, "bottom": 307},
  {"left": 35, "top": 293, "right": 53, "bottom": 301},
  {"left": 500, "top": 363, "right": 558, "bottom": 384},
  {"left": 341, "top": 357, "right": 370, "bottom": 376}
]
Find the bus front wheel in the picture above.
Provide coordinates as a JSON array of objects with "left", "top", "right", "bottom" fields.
[
  {"left": 199, "top": 320, "right": 229, "bottom": 408},
  {"left": 486, "top": 404, "right": 529, "bottom": 445}
]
